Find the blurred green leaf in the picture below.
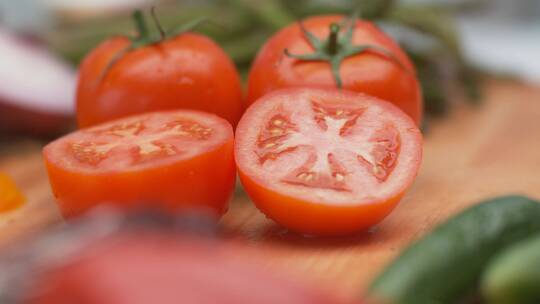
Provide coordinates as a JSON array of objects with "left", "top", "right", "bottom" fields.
[{"left": 45, "top": 0, "right": 484, "bottom": 120}]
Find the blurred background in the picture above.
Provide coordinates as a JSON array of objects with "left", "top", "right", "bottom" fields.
[
  {"left": 0, "top": 0, "right": 539, "bottom": 138},
  {"left": 0, "top": 2, "right": 539, "bottom": 301}
]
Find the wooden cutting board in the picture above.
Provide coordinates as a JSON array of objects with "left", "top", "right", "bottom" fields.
[{"left": 1, "top": 80, "right": 539, "bottom": 300}]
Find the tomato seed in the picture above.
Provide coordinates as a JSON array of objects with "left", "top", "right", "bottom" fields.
[
  {"left": 273, "top": 119, "right": 284, "bottom": 126},
  {"left": 270, "top": 129, "right": 283, "bottom": 136}
]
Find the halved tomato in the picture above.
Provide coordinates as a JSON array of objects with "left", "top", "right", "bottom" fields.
[
  {"left": 43, "top": 110, "right": 235, "bottom": 218},
  {"left": 235, "top": 88, "right": 422, "bottom": 236}
]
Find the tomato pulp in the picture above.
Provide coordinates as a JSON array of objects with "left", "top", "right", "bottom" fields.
[
  {"left": 247, "top": 15, "right": 422, "bottom": 125},
  {"left": 43, "top": 110, "right": 235, "bottom": 217},
  {"left": 235, "top": 88, "right": 422, "bottom": 236}
]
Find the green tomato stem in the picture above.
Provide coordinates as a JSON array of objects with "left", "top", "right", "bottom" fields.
[
  {"left": 326, "top": 23, "right": 341, "bottom": 55},
  {"left": 132, "top": 10, "right": 149, "bottom": 40}
]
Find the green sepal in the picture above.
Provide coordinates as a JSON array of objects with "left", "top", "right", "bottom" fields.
[
  {"left": 284, "top": 13, "right": 406, "bottom": 88},
  {"left": 100, "top": 8, "right": 207, "bottom": 80}
]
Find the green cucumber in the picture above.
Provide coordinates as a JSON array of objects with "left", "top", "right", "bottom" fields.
[
  {"left": 367, "top": 195, "right": 540, "bottom": 304},
  {"left": 482, "top": 234, "right": 540, "bottom": 304}
]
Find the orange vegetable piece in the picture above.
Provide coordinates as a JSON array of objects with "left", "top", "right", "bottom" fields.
[{"left": 0, "top": 173, "right": 25, "bottom": 212}]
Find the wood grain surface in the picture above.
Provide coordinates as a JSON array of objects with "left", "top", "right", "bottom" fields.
[{"left": 1, "top": 80, "right": 539, "bottom": 300}]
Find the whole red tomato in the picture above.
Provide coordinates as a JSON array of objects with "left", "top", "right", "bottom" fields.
[
  {"left": 247, "top": 15, "right": 422, "bottom": 125},
  {"left": 77, "top": 11, "right": 244, "bottom": 128}
]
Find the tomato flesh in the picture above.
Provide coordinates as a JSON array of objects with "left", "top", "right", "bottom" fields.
[
  {"left": 235, "top": 88, "right": 422, "bottom": 236},
  {"left": 43, "top": 110, "right": 235, "bottom": 217}
]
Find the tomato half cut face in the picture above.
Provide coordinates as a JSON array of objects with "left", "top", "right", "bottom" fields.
[
  {"left": 235, "top": 88, "right": 422, "bottom": 236},
  {"left": 43, "top": 110, "right": 235, "bottom": 218}
]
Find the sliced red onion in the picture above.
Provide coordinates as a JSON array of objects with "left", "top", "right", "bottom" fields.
[{"left": 0, "top": 28, "right": 76, "bottom": 135}]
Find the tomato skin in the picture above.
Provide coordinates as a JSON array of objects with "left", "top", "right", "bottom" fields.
[
  {"left": 45, "top": 141, "right": 235, "bottom": 217},
  {"left": 77, "top": 33, "right": 244, "bottom": 128},
  {"left": 43, "top": 111, "right": 236, "bottom": 218},
  {"left": 235, "top": 88, "right": 422, "bottom": 236},
  {"left": 238, "top": 170, "right": 402, "bottom": 236},
  {"left": 247, "top": 15, "right": 422, "bottom": 125}
]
